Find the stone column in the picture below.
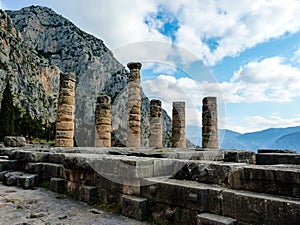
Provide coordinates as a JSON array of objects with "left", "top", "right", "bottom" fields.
[
  {"left": 95, "top": 95, "right": 111, "bottom": 147},
  {"left": 55, "top": 72, "right": 76, "bottom": 147},
  {"left": 149, "top": 99, "right": 163, "bottom": 148},
  {"left": 202, "top": 96, "right": 219, "bottom": 149},
  {"left": 172, "top": 102, "right": 186, "bottom": 148},
  {"left": 127, "top": 62, "right": 142, "bottom": 147}
]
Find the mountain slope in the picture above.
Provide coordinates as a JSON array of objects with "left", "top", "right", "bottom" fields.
[
  {"left": 0, "top": 8, "right": 60, "bottom": 122},
  {"left": 4, "top": 6, "right": 175, "bottom": 147}
]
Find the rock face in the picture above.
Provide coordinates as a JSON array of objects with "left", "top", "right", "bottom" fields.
[
  {"left": 4, "top": 136, "right": 26, "bottom": 147},
  {"left": 0, "top": 9, "right": 60, "bottom": 122},
  {"left": 3, "top": 6, "right": 193, "bottom": 147}
]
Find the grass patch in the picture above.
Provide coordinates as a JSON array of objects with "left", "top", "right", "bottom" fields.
[
  {"left": 88, "top": 198, "right": 122, "bottom": 214},
  {"left": 67, "top": 191, "right": 80, "bottom": 201},
  {"left": 39, "top": 181, "right": 50, "bottom": 189}
]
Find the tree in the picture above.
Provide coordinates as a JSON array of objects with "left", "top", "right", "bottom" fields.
[{"left": 0, "top": 79, "right": 14, "bottom": 141}]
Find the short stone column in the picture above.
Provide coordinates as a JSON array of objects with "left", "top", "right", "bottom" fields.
[
  {"left": 95, "top": 95, "right": 111, "bottom": 147},
  {"left": 55, "top": 72, "right": 76, "bottom": 147},
  {"left": 202, "top": 96, "right": 219, "bottom": 149},
  {"left": 149, "top": 99, "right": 163, "bottom": 148},
  {"left": 127, "top": 62, "right": 142, "bottom": 147},
  {"left": 172, "top": 102, "right": 186, "bottom": 148}
]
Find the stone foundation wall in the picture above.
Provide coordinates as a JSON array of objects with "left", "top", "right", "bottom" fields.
[{"left": 0, "top": 147, "right": 299, "bottom": 225}]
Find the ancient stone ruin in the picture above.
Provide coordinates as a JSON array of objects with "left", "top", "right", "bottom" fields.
[
  {"left": 172, "top": 101, "right": 186, "bottom": 148},
  {"left": 55, "top": 72, "right": 76, "bottom": 147},
  {"left": 127, "top": 62, "right": 142, "bottom": 147},
  {"left": 202, "top": 96, "right": 218, "bottom": 149},
  {"left": 2, "top": 62, "right": 299, "bottom": 225},
  {"left": 149, "top": 99, "right": 163, "bottom": 148},
  {"left": 95, "top": 95, "right": 111, "bottom": 147}
]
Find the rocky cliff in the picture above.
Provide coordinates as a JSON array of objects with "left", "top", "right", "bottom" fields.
[
  {"left": 2, "top": 6, "right": 175, "bottom": 147},
  {"left": 0, "top": 9, "right": 60, "bottom": 122}
]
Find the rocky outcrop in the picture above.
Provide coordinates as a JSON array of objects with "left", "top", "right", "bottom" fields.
[{"left": 0, "top": 9, "right": 60, "bottom": 121}]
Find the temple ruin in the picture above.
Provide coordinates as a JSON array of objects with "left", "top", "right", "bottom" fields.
[
  {"left": 95, "top": 95, "right": 111, "bottom": 147},
  {"left": 1, "top": 62, "right": 299, "bottom": 225},
  {"left": 172, "top": 101, "right": 186, "bottom": 148},
  {"left": 149, "top": 99, "right": 163, "bottom": 148},
  {"left": 55, "top": 72, "right": 76, "bottom": 147},
  {"left": 127, "top": 62, "right": 142, "bottom": 147},
  {"left": 202, "top": 96, "right": 218, "bottom": 149}
]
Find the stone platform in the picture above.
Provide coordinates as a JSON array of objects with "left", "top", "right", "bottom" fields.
[{"left": 0, "top": 146, "right": 299, "bottom": 225}]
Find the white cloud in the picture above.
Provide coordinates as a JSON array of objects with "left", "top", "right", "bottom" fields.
[
  {"left": 8, "top": 0, "right": 299, "bottom": 67},
  {"left": 227, "top": 113, "right": 300, "bottom": 133},
  {"left": 0, "top": 0, "right": 5, "bottom": 9},
  {"left": 218, "top": 57, "right": 300, "bottom": 103},
  {"left": 142, "top": 75, "right": 226, "bottom": 128},
  {"left": 292, "top": 48, "right": 300, "bottom": 64},
  {"left": 158, "top": 0, "right": 300, "bottom": 65}
]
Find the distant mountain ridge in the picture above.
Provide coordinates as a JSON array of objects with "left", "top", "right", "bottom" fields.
[{"left": 187, "top": 125, "right": 300, "bottom": 153}]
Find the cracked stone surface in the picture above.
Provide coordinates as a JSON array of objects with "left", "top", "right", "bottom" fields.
[{"left": 0, "top": 183, "right": 146, "bottom": 225}]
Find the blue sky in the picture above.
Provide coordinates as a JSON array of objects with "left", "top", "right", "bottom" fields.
[{"left": 2, "top": 0, "right": 300, "bottom": 134}]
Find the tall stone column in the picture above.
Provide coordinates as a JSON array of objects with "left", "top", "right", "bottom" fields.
[
  {"left": 202, "top": 96, "right": 219, "bottom": 149},
  {"left": 127, "top": 62, "right": 142, "bottom": 147},
  {"left": 149, "top": 99, "right": 163, "bottom": 148},
  {"left": 55, "top": 72, "right": 76, "bottom": 147},
  {"left": 172, "top": 102, "right": 186, "bottom": 148},
  {"left": 95, "top": 95, "right": 111, "bottom": 147}
]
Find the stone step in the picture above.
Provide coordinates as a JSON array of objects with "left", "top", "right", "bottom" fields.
[
  {"left": 0, "top": 159, "right": 22, "bottom": 171},
  {"left": 2, "top": 171, "right": 38, "bottom": 189},
  {"left": 197, "top": 213, "right": 236, "bottom": 225},
  {"left": 141, "top": 177, "right": 300, "bottom": 225},
  {"left": 25, "top": 162, "right": 65, "bottom": 180},
  {"left": 256, "top": 153, "right": 300, "bottom": 165},
  {"left": 173, "top": 160, "right": 300, "bottom": 199},
  {"left": 122, "top": 195, "right": 148, "bottom": 221}
]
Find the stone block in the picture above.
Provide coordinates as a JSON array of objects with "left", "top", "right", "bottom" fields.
[
  {"left": 0, "top": 159, "right": 21, "bottom": 171},
  {"left": 256, "top": 153, "right": 300, "bottom": 165},
  {"left": 80, "top": 185, "right": 98, "bottom": 203},
  {"left": 26, "top": 163, "right": 65, "bottom": 180},
  {"left": 3, "top": 171, "right": 38, "bottom": 189},
  {"left": 3, "top": 171, "right": 22, "bottom": 186},
  {"left": 50, "top": 178, "right": 66, "bottom": 194},
  {"left": 122, "top": 195, "right": 149, "bottom": 221},
  {"left": 4, "top": 136, "right": 26, "bottom": 147},
  {"left": 152, "top": 202, "right": 198, "bottom": 225},
  {"left": 223, "top": 150, "right": 256, "bottom": 164},
  {"left": 258, "top": 149, "right": 296, "bottom": 154},
  {"left": 228, "top": 165, "right": 300, "bottom": 198},
  {"left": 197, "top": 213, "right": 236, "bottom": 225},
  {"left": 10, "top": 150, "right": 49, "bottom": 162},
  {"left": 16, "top": 173, "right": 38, "bottom": 189}
]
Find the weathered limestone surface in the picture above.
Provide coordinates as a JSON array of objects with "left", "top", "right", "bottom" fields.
[
  {"left": 258, "top": 149, "right": 297, "bottom": 154},
  {"left": 55, "top": 72, "right": 76, "bottom": 147},
  {"left": 202, "top": 97, "right": 218, "bottom": 149},
  {"left": 142, "top": 177, "right": 300, "bottom": 225},
  {"left": 1, "top": 147, "right": 300, "bottom": 224},
  {"left": 122, "top": 195, "right": 149, "bottom": 221},
  {"left": 228, "top": 165, "right": 300, "bottom": 198},
  {"left": 149, "top": 99, "right": 163, "bottom": 148},
  {"left": 95, "top": 95, "right": 111, "bottom": 147},
  {"left": 172, "top": 102, "right": 186, "bottom": 148},
  {"left": 127, "top": 62, "right": 142, "bottom": 147},
  {"left": 256, "top": 153, "right": 300, "bottom": 165},
  {"left": 4, "top": 136, "right": 26, "bottom": 147},
  {"left": 197, "top": 213, "right": 236, "bottom": 225}
]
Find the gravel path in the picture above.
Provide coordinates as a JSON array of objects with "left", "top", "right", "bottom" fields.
[{"left": 0, "top": 183, "right": 148, "bottom": 225}]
